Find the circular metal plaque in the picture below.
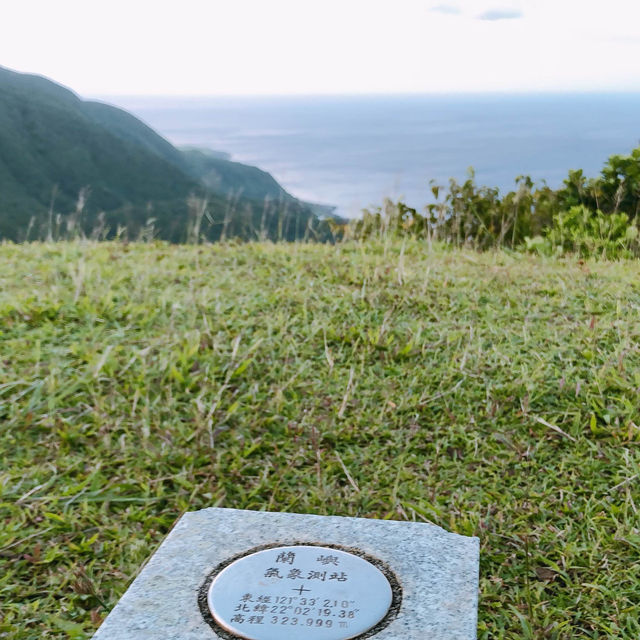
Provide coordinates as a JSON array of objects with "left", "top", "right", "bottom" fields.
[{"left": 207, "top": 545, "right": 393, "bottom": 640}]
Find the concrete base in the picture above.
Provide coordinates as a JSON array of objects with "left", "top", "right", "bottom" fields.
[{"left": 93, "top": 508, "right": 479, "bottom": 639}]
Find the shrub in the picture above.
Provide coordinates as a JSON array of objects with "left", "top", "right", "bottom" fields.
[{"left": 545, "top": 205, "right": 640, "bottom": 258}]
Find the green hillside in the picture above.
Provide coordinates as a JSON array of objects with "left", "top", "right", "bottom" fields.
[
  {"left": 0, "top": 67, "right": 334, "bottom": 242},
  {"left": 181, "top": 147, "right": 295, "bottom": 201}
]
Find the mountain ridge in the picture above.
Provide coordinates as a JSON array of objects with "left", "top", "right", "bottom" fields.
[{"left": 0, "top": 66, "right": 338, "bottom": 242}]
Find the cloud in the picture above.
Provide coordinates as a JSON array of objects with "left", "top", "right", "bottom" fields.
[
  {"left": 477, "top": 8, "right": 523, "bottom": 21},
  {"left": 607, "top": 35, "right": 640, "bottom": 44},
  {"left": 430, "top": 4, "right": 461, "bottom": 15}
]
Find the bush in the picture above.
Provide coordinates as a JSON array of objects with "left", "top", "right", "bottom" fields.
[
  {"left": 545, "top": 205, "right": 640, "bottom": 258},
  {"left": 347, "top": 146, "right": 640, "bottom": 259}
]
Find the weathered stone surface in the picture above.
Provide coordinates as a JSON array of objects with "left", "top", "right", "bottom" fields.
[{"left": 93, "top": 508, "right": 479, "bottom": 639}]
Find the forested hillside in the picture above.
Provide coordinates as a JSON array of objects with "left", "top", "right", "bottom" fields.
[{"left": 0, "top": 67, "right": 335, "bottom": 242}]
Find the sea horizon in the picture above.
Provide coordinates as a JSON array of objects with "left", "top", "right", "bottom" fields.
[{"left": 99, "top": 92, "right": 640, "bottom": 218}]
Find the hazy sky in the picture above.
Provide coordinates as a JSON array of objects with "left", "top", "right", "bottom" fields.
[{"left": 3, "top": 0, "right": 640, "bottom": 96}]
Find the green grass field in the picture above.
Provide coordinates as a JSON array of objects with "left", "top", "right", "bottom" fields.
[{"left": 1, "top": 240, "right": 639, "bottom": 639}]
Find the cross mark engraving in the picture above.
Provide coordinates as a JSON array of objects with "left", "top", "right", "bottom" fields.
[{"left": 292, "top": 584, "right": 311, "bottom": 595}]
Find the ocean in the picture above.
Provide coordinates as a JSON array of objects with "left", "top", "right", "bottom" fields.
[{"left": 107, "top": 93, "right": 640, "bottom": 218}]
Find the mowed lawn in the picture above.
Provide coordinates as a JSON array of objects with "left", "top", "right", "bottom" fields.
[{"left": 1, "top": 240, "right": 639, "bottom": 639}]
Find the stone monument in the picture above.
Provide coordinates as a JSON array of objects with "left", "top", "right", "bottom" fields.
[{"left": 92, "top": 507, "right": 479, "bottom": 639}]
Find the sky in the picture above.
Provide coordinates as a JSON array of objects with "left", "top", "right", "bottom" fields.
[{"left": 2, "top": 0, "right": 640, "bottom": 96}]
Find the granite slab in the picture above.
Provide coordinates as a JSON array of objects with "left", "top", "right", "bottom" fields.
[{"left": 92, "top": 507, "right": 479, "bottom": 639}]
